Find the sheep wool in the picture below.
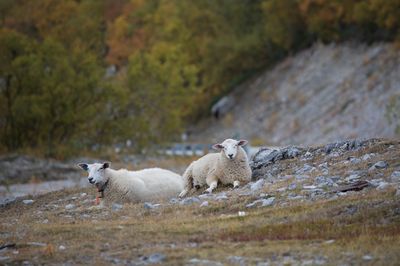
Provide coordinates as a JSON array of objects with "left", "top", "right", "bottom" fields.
[
  {"left": 180, "top": 139, "right": 252, "bottom": 197},
  {"left": 78, "top": 162, "right": 183, "bottom": 204}
]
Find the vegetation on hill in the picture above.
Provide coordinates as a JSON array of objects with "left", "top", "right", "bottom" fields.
[{"left": 1, "top": 0, "right": 399, "bottom": 157}]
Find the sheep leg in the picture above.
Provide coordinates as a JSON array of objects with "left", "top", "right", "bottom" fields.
[
  {"left": 233, "top": 180, "right": 240, "bottom": 188},
  {"left": 204, "top": 175, "right": 218, "bottom": 194}
]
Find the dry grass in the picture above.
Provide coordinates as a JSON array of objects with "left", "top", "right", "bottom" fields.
[{"left": 1, "top": 186, "right": 399, "bottom": 265}]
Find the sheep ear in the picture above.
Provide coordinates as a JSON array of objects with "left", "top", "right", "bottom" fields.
[
  {"left": 212, "top": 144, "right": 224, "bottom": 150},
  {"left": 103, "top": 162, "right": 111, "bottom": 169},
  {"left": 237, "top": 140, "right": 248, "bottom": 146},
  {"left": 77, "top": 163, "right": 89, "bottom": 171}
]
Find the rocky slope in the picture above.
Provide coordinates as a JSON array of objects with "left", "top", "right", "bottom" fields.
[
  {"left": 190, "top": 43, "right": 400, "bottom": 145},
  {"left": 0, "top": 138, "right": 399, "bottom": 265}
]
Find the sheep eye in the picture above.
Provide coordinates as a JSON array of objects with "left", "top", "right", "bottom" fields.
[{"left": 98, "top": 167, "right": 103, "bottom": 171}]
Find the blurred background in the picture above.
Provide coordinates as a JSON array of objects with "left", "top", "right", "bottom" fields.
[{"left": 0, "top": 0, "right": 399, "bottom": 200}]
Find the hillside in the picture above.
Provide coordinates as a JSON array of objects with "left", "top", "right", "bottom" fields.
[
  {"left": 190, "top": 43, "right": 400, "bottom": 146},
  {"left": 0, "top": 138, "right": 399, "bottom": 264}
]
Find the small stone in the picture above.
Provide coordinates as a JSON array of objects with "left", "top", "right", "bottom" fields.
[
  {"left": 23, "top": 199, "right": 34, "bottom": 205},
  {"left": 71, "top": 196, "right": 78, "bottom": 200},
  {"left": 303, "top": 185, "right": 317, "bottom": 189},
  {"left": 288, "top": 183, "right": 297, "bottom": 190},
  {"left": 377, "top": 182, "right": 390, "bottom": 190},
  {"left": 215, "top": 194, "right": 228, "bottom": 201},
  {"left": 261, "top": 197, "right": 275, "bottom": 206},
  {"left": 395, "top": 188, "right": 400, "bottom": 197},
  {"left": 59, "top": 245, "right": 66, "bottom": 250},
  {"left": 238, "top": 211, "right": 246, "bottom": 217},
  {"left": 65, "top": 204, "right": 75, "bottom": 210},
  {"left": 369, "top": 161, "right": 388, "bottom": 170},
  {"left": 148, "top": 253, "right": 166, "bottom": 263},
  {"left": 390, "top": 171, "right": 400, "bottom": 183},
  {"left": 349, "top": 157, "right": 361, "bottom": 164},
  {"left": 180, "top": 197, "right": 200, "bottom": 205},
  {"left": 112, "top": 203, "right": 123, "bottom": 211},
  {"left": 345, "top": 174, "right": 360, "bottom": 182},
  {"left": 318, "top": 162, "right": 328, "bottom": 169},
  {"left": 169, "top": 198, "right": 179, "bottom": 204},
  {"left": 250, "top": 179, "right": 265, "bottom": 191},
  {"left": 362, "top": 153, "right": 375, "bottom": 160},
  {"left": 80, "top": 193, "right": 87, "bottom": 197},
  {"left": 288, "top": 195, "right": 304, "bottom": 200},
  {"left": 227, "top": 256, "right": 245, "bottom": 264},
  {"left": 42, "top": 219, "right": 49, "bottom": 224},
  {"left": 324, "top": 239, "right": 335, "bottom": 244},
  {"left": 295, "top": 175, "right": 309, "bottom": 180},
  {"left": 362, "top": 255, "right": 373, "bottom": 261},
  {"left": 200, "top": 201, "right": 209, "bottom": 207}
]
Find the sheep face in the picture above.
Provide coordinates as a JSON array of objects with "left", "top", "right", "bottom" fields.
[
  {"left": 77, "top": 162, "right": 110, "bottom": 191},
  {"left": 212, "top": 139, "right": 248, "bottom": 160}
]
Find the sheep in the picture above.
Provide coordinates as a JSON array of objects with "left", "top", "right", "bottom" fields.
[
  {"left": 77, "top": 162, "right": 183, "bottom": 203},
  {"left": 179, "top": 139, "right": 252, "bottom": 197}
]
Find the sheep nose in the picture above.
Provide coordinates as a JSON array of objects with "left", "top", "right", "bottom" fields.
[
  {"left": 88, "top": 177, "right": 94, "bottom": 183},
  {"left": 228, "top": 154, "right": 233, "bottom": 159}
]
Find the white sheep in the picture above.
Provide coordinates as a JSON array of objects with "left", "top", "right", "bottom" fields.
[
  {"left": 179, "top": 139, "right": 252, "bottom": 197},
  {"left": 77, "top": 162, "right": 183, "bottom": 203}
]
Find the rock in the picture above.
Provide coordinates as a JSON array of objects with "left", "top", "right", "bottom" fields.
[
  {"left": 296, "top": 164, "right": 316, "bottom": 174},
  {"left": 368, "top": 178, "right": 383, "bottom": 187},
  {"left": 188, "top": 258, "right": 223, "bottom": 266},
  {"left": 395, "top": 188, "right": 400, "bottom": 197},
  {"left": 180, "top": 197, "right": 200, "bottom": 205},
  {"left": 250, "top": 179, "right": 265, "bottom": 191},
  {"left": 369, "top": 161, "right": 388, "bottom": 170},
  {"left": 238, "top": 211, "right": 246, "bottom": 217},
  {"left": 251, "top": 146, "right": 302, "bottom": 169},
  {"left": 288, "top": 183, "right": 297, "bottom": 190},
  {"left": 23, "top": 199, "right": 34, "bottom": 205},
  {"left": 112, "top": 203, "right": 123, "bottom": 211},
  {"left": 288, "top": 194, "right": 304, "bottom": 200},
  {"left": 318, "top": 162, "right": 328, "bottom": 169},
  {"left": 148, "top": 253, "right": 166, "bottom": 264},
  {"left": 390, "top": 171, "right": 400, "bottom": 183},
  {"left": 362, "top": 153, "right": 375, "bottom": 160},
  {"left": 349, "top": 157, "right": 361, "bottom": 164},
  {"left": 328, "top": 152, "right": 340, "bottom": 157},
  {"left": 345, "top": 174, "right": 360, "bottom": 182},
  {"left": 227, "top": 256, "right": 245, "bottom": 265},
  {"left": 246, "top": 197, "right": 275, "bottom": 208},
  {"left": 303, "top": 185, "right": 317, "bottom": 189},
  {"left": 377, "top": 182, "right": 390, "bottom": 190},
  {"left": 200, "top": 201, "right": 209, "bottom": 207},
  {"left": 169, "top": 198, "right": 179, "bottom": 204},
  {"left": 80, "top": 193, "right": 87, "bottom": 197},
  {"left": 59, "top": 245, "right": 66, "bottom": 250},
  {"left": 362, "top": 255, "right": 373, "bottom": 261},
  {"left": 295, "top": 175, "right": 309, "bottom": 180},
  {"left": 215, "top": 194, "right": 228, "bottom": 201},
  {"left": 261, "top": 197, "right": 275, "bottom": 206},
  {"left": 65, "top": 204, "right": 75, "bottom": 210}
]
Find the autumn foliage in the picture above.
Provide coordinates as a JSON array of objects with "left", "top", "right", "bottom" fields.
[{"left": 1, "top": 0, "right": 399, "bottom": 157}]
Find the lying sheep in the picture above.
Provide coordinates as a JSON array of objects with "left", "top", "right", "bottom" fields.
[
  {"left": 77, "top": 162, "right": 183, "bottom": 203},
  {"left": 179, "top": 139, "right": 252, "bottom": 197}
]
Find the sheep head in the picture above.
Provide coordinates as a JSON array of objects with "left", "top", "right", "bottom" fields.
[
  {"left": 77, "top": 162, "right": 111, "bottom": 192},
  {"left": 212, "top": 139, "right": 248, "bottom": 160}
]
